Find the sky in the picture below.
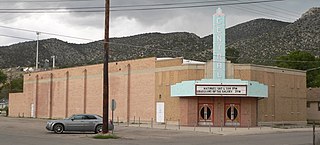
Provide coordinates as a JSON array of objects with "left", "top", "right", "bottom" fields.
[{"left": 0, "top": 0, "right": 319, "bottom": 46}]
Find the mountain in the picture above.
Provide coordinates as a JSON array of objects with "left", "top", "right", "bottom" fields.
[
  {"left": 0, "top": 7, "right": 319, "bottom": 69},
  {"left": 228, "top": 7, "right": 320, "bottom": 64}
]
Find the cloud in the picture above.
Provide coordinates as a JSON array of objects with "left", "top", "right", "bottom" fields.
[
  {"left": 0, "top": 0, "right": 319, "bottom": 46},
  {"left": 0, "top": 13, "right": 103, "bottom": 45},
  {"left": 110, "top": 14, "right": 209, "bottom": 37}
]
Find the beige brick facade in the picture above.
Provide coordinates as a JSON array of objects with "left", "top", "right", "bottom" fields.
[
  {"left": 9, "top": 57, "right": 307, "bottom": 126},
  {"left": 307, "top": 88, "right": 320, "bottom": 123},
  {"left": 233, "top": 64, "right": 307, "bottom": 123}
]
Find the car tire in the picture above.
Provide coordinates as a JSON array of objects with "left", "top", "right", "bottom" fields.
[
  {"left": 53, "top": 124, "right": 64, "bottom": 134},
  {"left": 95, "top": 124, "right": 102, "bottom": 134}
]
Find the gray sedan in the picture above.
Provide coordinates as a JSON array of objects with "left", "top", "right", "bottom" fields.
[{"left": 46, "top": 114, "right": 114, "bottom": 134}]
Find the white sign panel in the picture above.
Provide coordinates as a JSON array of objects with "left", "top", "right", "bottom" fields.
[
  {"left": 156, "top": 102, "right": 165, "bottom": 123},
  {"left": 196, "top": 85, "right": 247, "bottom": 95},
  {"left": 31, "top": 103, "right": 35, "bottom": 118}
]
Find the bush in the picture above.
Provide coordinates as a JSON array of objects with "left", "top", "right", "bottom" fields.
[
  {"left": 93, "top": 134, "right": 120, "bottom": 139},
  {"left": 3, "top": 106, "right": 8, "bottom": 116}
]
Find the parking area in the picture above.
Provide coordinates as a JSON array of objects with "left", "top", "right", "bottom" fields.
[
  {"left": 0, "top": 116, "right": 318, "bottom": 145},
  {"left": 0, "top": 117, "right": 213, "bottom": 145}
]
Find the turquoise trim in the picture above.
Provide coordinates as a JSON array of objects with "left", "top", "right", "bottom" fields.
[{"left": 171, "top": 79, "right": 268, "bottom": 98}]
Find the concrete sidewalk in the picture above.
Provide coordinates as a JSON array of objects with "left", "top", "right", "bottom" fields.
[{"left": 115, "top": 122, "right": 320, "bottom": 136}]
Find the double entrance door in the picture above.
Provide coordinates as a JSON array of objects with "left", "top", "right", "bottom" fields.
[
  {"left": 198, "top": 104, "right": 213, "bottom": 125},
  {"left": 198, "top": 103, "right": 241, "bottom": 126}
]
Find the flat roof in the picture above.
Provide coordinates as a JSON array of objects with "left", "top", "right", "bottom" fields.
[{"left": 156, "top": 57, "right": 205, "bottom": 65}]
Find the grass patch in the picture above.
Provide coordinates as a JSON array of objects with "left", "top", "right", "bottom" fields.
[{"left": 93, "top": 134, "right": 120, "bottom": 139}]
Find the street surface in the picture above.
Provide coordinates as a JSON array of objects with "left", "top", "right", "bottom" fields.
[{"left": 0, "top": 117, "right": 318, "bottom": 145}]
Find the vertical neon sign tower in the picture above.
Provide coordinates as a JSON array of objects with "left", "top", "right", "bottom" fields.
[
  {"left": 213, "top": 8, "right": 226, "bottom": 80},
  {"left": 171, "top": 8, "right": 267, "bottom": 99}
]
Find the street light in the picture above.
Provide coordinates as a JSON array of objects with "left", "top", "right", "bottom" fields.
[{"left": 35, "top": 32, "right": 40, "bottom": 70}]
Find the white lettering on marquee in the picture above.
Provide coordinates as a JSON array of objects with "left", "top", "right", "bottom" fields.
[{"left": 196, "top": 85, "right": 247, "bottom": 95}]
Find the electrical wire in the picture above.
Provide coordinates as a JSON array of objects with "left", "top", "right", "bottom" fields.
[
  {"left": 230, "top": 5, "right": 293, "bottom": 22},
  {"left": 0, "top": 34, "right": 34, "bottom": 41},
  {"left": 0, "top": 25, "right": 94, "bottom": 41},
  {"left": 0, "top": 0, "right": 288, "bottom": 13},
  {"left": 258, "top": 3, "right": 300, "bottom": 18},
  {"left": 0, "top": 0, "right": 258, "bottom": 10},
  {"left": 0, "top": 0, "right": 99, "bottom": 3},
  {"left": 262, "top": 3, "right": 301, "bottom": 16}
]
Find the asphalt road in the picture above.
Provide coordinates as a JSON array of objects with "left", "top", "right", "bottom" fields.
[{"left": 0, "top": 117, "right": 318, "bottom": 145}]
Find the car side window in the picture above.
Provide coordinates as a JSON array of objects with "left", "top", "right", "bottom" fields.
[
  {"left": 73, "top": 115, "right": 85, "bottom": 120},
  {"left": 85, "top": 115, "right": 97, "bottom": 120}
]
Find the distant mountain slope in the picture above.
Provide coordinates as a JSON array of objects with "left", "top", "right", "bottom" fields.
[
  {"left": 228, "top": 7, "right": 320, "bottom": 64},
  {"left": 202, "top": 18, "right": 290, "bottom": 45},
  {"left": 0, "top": 7, "right": 319, "bottom": 68}
]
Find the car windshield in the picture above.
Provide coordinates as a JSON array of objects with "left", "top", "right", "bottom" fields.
[
  {"left": 65, "top": 116, "right": 71, "bottom": 120},
  {"left": 65, "top": 115, "right": 76, "bottom": 120}
]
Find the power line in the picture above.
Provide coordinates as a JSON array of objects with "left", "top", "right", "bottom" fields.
[
  {"left": 0, "top": 0, "right": 289, "bottom": 13},
  {"left": 111, "top": 0, "right": 241, "bottom": 8},
  {"left": 259, "top": 3, "right": 300, "bottom": 18},
  {"left": 0, "top": 34, "right": 34, "bottom": 41},
  {"left": 262, "top": 3, "right": 301, "bottom": 15},
  {"left": 230, "top": 5, "right": 293, "bottom": 22},
  {"left": 0, "top": 0, "right": 99, "bottom": 3},
  {"left": 0, "top": 0, "right": 247, "bottom": 10},
  {"left": 0, "top": 25, "right": 94, "bottom": 41},
  {"left": 251, "top": 3, "right": 299, "bottom": 18},
  {"left": 230, "top": 0, "right": 296, "bottom": 21}
]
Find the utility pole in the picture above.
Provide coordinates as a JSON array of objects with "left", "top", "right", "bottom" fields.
[
  {"left": 102, "top": 0, "right": 110, "bottom": 134},
  {"left": 35, "top": 32, "right": 40, "bottom": 70},
  {"left": 51, "top": 56, "right": 56, "bottom": 69}
]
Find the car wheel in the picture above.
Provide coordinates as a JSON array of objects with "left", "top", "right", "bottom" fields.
[
  {"left": 95, "top": 124, "right": 102, "bottom": 134},
  {"left": 53, "top": 124, "right": 64, "bottom": 134}
]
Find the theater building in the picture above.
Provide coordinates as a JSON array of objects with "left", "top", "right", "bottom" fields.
[{"left": 8, "top": 9, "right": 307, "bottom": 127}]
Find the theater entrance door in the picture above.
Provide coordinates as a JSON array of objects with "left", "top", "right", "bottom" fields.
[{"left": 198, "top": 104, "right": 213, "bottom": 125}]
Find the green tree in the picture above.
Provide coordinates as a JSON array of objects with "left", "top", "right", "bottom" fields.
[
  {"left": 276, "top": 51, "right": 320, "bottom": 87},
  {"left": 0, "top": 75, "right": 23, "bottom": 99},
  {"left": 9, "top": 77, "right": 23, "bottom": 93},
  {"left": 276, "top": 51, "right": 317, "bottom": 70},
  {"left": 0, "top": 70, "right": 7, "bottom": 85},
  {"left": 226, "top": 47, "right": 240, "bottom": 63}
]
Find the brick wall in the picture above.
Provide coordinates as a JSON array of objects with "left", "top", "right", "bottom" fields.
[{"left": 9, "top": 58, "right": 156, "bottom": 122}]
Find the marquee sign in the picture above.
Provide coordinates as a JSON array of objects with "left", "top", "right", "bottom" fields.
[{"left": 195, "top": 85, "right": 247, "bottom": 96}]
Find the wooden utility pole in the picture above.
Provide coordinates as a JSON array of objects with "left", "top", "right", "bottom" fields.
[{"left": 102, "top": 0, "right": 110, "bottom": 134}]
